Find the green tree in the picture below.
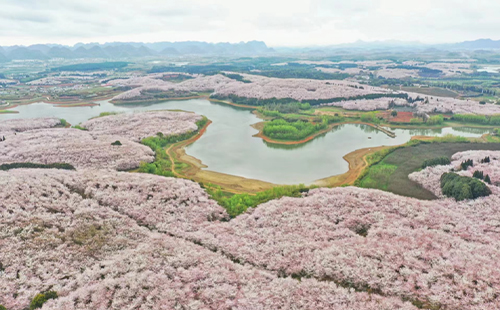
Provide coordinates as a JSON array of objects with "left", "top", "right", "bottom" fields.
[
  {"left": 30, "top": 291, "right": 58, "bottom": 310},
  {"left": 458, "top": 184, "right": 472, "bottom": 201}
]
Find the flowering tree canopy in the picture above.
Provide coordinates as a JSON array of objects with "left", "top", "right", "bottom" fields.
[
  {"left": 109, "top": 72, "right": 500, "bottom": 114},
  {"left": 81, "top": 111, "right": 202, "bottom": 142},
  {"left": 0, "top": 169, "right": 416, "bottom": 310},
  {"left": 0, "top": 128, "right": 154, "bottom": 170},
  {"left": 0, "top": 117, "right": 63, "bottom": 133}
]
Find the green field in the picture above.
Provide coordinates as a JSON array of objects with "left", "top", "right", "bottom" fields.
[
  {"left": 357, "top": 142, "right": 500, "bottom": 199},
  {"left": 388, "top": 86, "right": 459, "bottom": 98}
]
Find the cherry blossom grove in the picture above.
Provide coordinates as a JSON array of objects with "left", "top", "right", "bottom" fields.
[
  {"left": 110, "top": 74, "right": 235, "bottom": 101},
  {"left": 0, "top": 117, "right": 63, "bottom": 133},
  {"left": 213, "top": 73, "right": 390, "bottom": 101},
  {"left": 185, "top": 187, "right": 500, "bottom": 310},
  {"left": 80, "top": 111, "right": 202, "bottom": 142},
  {"left": 109, "top": 72, "right": 391, "bottom": 102},
  {"left": 107, "top": 72, "right": 500, "bottom": 114},
  {"left": 0, "top": 128, "right": 154, "bottom": 170},
  {"left": 2, "top": 164, "right": 500, "bottom": 308},
  {"left": 0, "top": 169, "right": 417, "bottom": 310}
]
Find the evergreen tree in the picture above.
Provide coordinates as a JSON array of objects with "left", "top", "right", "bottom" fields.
[{"left": 484, "top": 175, "right": 492, "bottom": 184}]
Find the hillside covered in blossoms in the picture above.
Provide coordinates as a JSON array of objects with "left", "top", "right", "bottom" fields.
[
  {"left": 2, "top": 160, "right": 500, "bottom": 309},
  {"left": 2, "top": 114, "right": 500, "bottom": 309},
  {"left": 109, "top": 73, "right": 500, "bottom": 115},
  {"left": 3, "top": 44, "right": 500, "bottom": 310}
]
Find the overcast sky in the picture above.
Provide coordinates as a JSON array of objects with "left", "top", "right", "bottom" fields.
[{"left": 1, "top": 0, "right": 499, "bottom": 47}]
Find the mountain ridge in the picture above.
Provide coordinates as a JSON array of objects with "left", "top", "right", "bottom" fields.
[{"left": 0, "top": 40, "right": 273, "bottom": 60}]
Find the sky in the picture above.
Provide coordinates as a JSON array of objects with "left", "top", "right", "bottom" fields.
[{"left": 1, "top": 0, "right": 499, "bottom": 47}]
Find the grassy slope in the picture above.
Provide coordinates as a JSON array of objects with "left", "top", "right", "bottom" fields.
[{"left": 358, "top": 143, "right": 500, "bottom": 199}]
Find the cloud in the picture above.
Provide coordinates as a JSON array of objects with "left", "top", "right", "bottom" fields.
[{"left": 0, "top": 0, "right": 499, "bottom": 46}]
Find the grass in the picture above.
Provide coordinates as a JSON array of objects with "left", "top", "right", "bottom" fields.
[
  {"left": 357, "top": 163, "right": 397, "bottom": 190},
  {"left": 205, "top": 184, "right": 309, "bottom": 217},
  {"left": 0, "top": 110, "right": 17, "bottom": 114},
  {"left": 357, "top": 141, "right": 500, "bottom": 199},
  {"left": 138, "top": 117, "right": 208, "bottom": 178},
  {"left": 89, "top": 111, "right": 121, "bottom": 119},
  {"left": 388, "top": 86, "right": 459, "bottom": 98}
]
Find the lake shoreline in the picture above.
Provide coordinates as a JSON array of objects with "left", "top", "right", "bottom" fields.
[{"left": 167, "top": 119, "right": 276, "bottom": 194}]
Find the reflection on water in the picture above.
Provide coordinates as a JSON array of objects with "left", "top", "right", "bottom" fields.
[
  {"left": 452, "top": 127, "right": 492, "bottom": 134},
  {"left": 0, "top": 100, "right": 491, "bottom": 184}
]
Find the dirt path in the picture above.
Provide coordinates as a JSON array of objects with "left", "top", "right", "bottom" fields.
[
  {"left": 207, "top": 98, "right": 257, "bottom": 109},
  {"left": 166, "top": 120, "right": 213, "bottom": 178},
  {"left": 313, "top": 145, "right": 393, "bottom": 187}
]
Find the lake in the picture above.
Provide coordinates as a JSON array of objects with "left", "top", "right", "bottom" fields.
[{"left": 0, "top": 99, "right": 491, "bottom": 184}]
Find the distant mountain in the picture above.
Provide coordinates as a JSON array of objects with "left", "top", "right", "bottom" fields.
[
  {"left": 144, "top": 40, "right": 272, "bottom": 55},
  {"left": 0, "top": 40, "right": 273, "bottom": 61},
  {"left": 47, "top": 46, "right": 75, "bottom": 59},
  {"left": 6, "top": 38, "right": 499, "bottom": 61},
  {"left": 27, "top": 44, "right": 52, "bottom": 54},
  {"left": 451, "top": 39, "right": 500, "bottom": 49},
  {"left": 7, "top": 47, "right": 48, "bottom": 60},
  {"left": 103, "top": 44, "right": 156, "bottom": 58},
  {"left": 0, "top": 48, "right": 8, "bottom": 63},
  {"left": 82, "top": 46, "right": 109, "bottom": 58},
  {"left": 160, "top": 47, "right": 180, "bottom": 56}
]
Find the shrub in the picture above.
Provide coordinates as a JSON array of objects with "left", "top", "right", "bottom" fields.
[
  {"left": 59, "top": 119, "right": 68, "bottom": 127},
  {"left": 0, "top": 162, "right": 75, "bottom": 171},
  {"left": 30, "top": 291, "right": 58, "bottom": 310},
  {"left": 360, "top": 112, "right": 380, "bottom": 124},
  {"left": 452, "top": 114, "right": 500, "bottom": 125},
  {"left": 391, "top": 110, "right": 398, "bottom": 117},
  {"left": 111, "top": 140, "right": 122, "bottom": 146},
  {"left": 258, "top": 109, "right": 282, "bottom": 118},
  {"left": 72, "top": 125, "right": 88, "bottom": 131},
  {"left": 426, "top": 115, "right": 444, "bottom": 125},
  {"left": 0, "top": 305, "right": 6, "bottom": 310},
  {"left": 262, "top": 118, "right": 328, "bottom": 141},
  {"left": 440, "top": 172, "right": 491, "bottom": 201},
  {"left": 421, "top": 157, "right": 451, "bottom": 169}
]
